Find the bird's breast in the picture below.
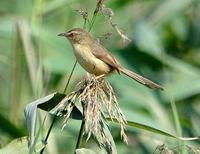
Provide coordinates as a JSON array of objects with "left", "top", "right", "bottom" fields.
[{"left": 72, "top": 44, "right": 111, "bottom": 75}]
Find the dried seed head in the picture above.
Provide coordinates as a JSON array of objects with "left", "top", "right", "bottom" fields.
[
  {"left": 75, "top": 9, "right": 88, "bottom": 21},
  {"left": 52, "top": 75, "right": 128, "bottom": 151}
]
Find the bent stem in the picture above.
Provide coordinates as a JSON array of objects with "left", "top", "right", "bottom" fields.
[
  {"left": 40, "top": 60, "right": 78, "bottom": 154},
  {"left": 63, "top": 60, "right": 78, "bottom": 93},
  {"left": 75, "top": 120, "right": 85, "bottom": 152},
  {"left": 88, "top": 0, "right": 102, "bottom": 32},
  {"left": 40, "top": 115, "right": 57, "bottom": 154}
]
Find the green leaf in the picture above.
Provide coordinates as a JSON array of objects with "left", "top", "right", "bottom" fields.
[
  {"left": 36, "top": 93, "right": 66, "bottom": 111},
  {"left": 134, "top": 16, "right": 200, "bottom": 77},
  {"left": 134, "top": 21, "right": 163, "bottom": 57},
  {"left": 24, "top": 92, "right": 82, "bottom": 147},
  {"left": 108, "top": 118, "right": 176, "bottom": 138},
  {"left": 0, "top": 113, "right": 26, "bottom": 138},
  {"left": 162, "top": 75, "right": 200, "bottom": 102},
  {"left": 108, "top": 118, "right": 200, "bottom": 141},
  {"left": 100, "top": 118, "right": 117, "bottom": 154},
  {"left": 41, "top": 0, "right": 78, "bottom": 15},
  {"left": 24, "top": 92, "right": 64, "bottom": 146},
  {"left": 126, "top": 120, "right": 176, "bottom": 138},
  {"left": 147, "top": 0, "right": 194, "bottom": 25},
  {"left": 0, "top": 136, "right": 44, "bottom": 154}
]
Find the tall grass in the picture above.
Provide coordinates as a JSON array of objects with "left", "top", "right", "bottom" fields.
[{"left": 0, "top": 0, "right": 200, "bottom": 153}]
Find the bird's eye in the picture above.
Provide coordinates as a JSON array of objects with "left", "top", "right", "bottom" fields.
[
  {"left": 66, "top": 30, "right": 81, "bottom": 37},
  {"left": 68, "top": 32, "right": 73, "bottom": 36},
  {"left": 66, "top": 31, "right": 74, "bottom": 37}
]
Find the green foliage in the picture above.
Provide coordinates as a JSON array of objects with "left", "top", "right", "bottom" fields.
[
  {"left": 0, "top": 137, "right": 44, "bottom": 154},
  {"left": 0, "top": 0, "right": 200, "bottom": 153}
]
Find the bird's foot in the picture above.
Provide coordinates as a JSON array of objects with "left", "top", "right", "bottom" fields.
[{"left": 95, "top": 74, "right": 105, "bottom": 80}]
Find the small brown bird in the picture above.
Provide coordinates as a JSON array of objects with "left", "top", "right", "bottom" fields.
[{"left": 58, "top": 28, "right": 163, "bottom": 90}]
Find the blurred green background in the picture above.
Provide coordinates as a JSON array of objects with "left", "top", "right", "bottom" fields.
[{"left": 0, "top": 0, "right": 200, "bottom": 153}]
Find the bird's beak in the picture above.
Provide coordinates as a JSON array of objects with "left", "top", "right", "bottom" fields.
[{"left": 58, "top": 33, "right": 66, "bottom": 37}]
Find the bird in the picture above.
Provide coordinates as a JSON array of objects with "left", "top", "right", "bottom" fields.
[{"left": 58, "top": 28, "right": 163, "bottom": 90}]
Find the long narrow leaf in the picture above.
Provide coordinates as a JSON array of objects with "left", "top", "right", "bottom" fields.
[
  {"left": 24, "top": 92, "right": 82, "bottom": 147},
  {"left": 107, "top": 118, "right": 200, "bottom": 141}
]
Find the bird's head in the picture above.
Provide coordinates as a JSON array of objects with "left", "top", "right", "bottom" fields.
[{"left": 58, "top": 28, "right": 93, "bottom": 45}]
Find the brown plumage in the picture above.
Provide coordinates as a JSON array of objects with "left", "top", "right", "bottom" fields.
[{"left": 58, "top": 28, "right": 163, "bottom": 90}]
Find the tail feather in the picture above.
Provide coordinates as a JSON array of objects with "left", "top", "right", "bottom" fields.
[{"left": 119, "top": 68, "right": 163, "bottom": 90}]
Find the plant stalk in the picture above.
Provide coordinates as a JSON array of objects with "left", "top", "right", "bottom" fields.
[
  {"left": 40, "top": 60, "right": 77, "bottom": 154},
  {"left": 74, "top": 120, "right": 85, "bottom": 153}
]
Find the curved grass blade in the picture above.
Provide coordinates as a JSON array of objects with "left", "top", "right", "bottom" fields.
[
  {"left": 109, "top": 118, "right": 175, "bottom": 138},
  {"left": 107, "top": 118, "right": 200, "bottom": 141},
  {"left": 125, "top": 120, "right": 176, "bottom": 138},
  {"left": 24, "top": 92, "right": 82, "bottom": 147}
]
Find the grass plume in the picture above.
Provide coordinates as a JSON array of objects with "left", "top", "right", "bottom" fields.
[{"left": 52, "top": 75, "right": 128, "bottom": 151}]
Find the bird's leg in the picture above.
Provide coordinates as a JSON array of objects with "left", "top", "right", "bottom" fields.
[
  {"left": 95, "top": 74, "right": 105, "bottom": 80},
  {"left": 86, "top": 72, "right": 90, "bottom": 78}
]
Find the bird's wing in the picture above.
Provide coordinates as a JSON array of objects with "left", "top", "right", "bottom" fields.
[
  {"left": 91, "top": 42, "right": 121, "bottom": 72},
  {"left": 91, "top": 41, "right": 163, "bottom": 90}
]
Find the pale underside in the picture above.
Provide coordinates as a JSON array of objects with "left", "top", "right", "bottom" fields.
[
  {"left": 71, "top": 42, "right": 163, "bottom": 90},
  {"left": 72, "top": 44, "right": 112, "bottom": 75}
]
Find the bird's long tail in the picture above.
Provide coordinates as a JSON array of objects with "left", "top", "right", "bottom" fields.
[{"left": 119, "top": 68, "right": 163, "bottom": 90}]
